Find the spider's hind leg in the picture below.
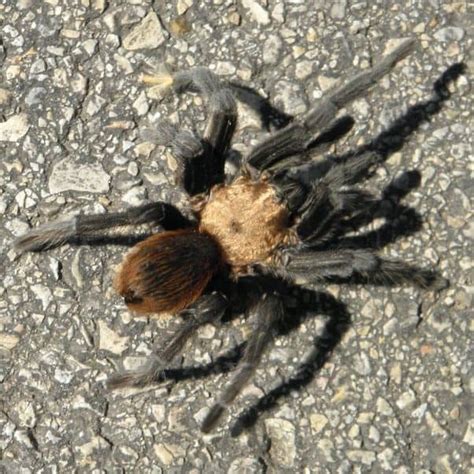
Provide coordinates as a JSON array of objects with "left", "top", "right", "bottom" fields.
[
  {"left": 201, "top": 293, "right": 284, "bottom": 433},
  {"left": 272, "top": 248, "right": 447, "bottom": 290},
  {"left": 107, "top": 291, "right": 229, "bottom": 389}
]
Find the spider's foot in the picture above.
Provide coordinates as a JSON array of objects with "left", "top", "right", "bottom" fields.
[
  {"left": 13, "top": 219, "right": 75, "bottom": 253},
  {"left": 140, "top": 67, "right": 174, "bottom": 99}
]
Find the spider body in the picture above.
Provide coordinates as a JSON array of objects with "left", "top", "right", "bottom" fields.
[
  {"left": 15, "top": 39, "right": 447, "bottom": 433},
  {"left": 116, "top": 176, "right": 291, "bottom": 315}
]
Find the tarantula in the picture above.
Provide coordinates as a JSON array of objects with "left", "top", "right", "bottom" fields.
[{"left": 15, "top": 39, "right": 444, "bottom": 433}]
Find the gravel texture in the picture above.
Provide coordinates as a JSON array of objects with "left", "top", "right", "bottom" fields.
[{"left": 0, "top": 1, "right": 472, "bottom": 472}]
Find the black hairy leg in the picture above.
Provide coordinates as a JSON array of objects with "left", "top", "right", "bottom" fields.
[
  {"left": 14, "top": 202, "right": 189, "bottom": 253},
  {"left": 201, "top": 293, "right": 284, "bottom": 432},
  {"left": 270, "top": 248, "right": 446, "bottom": 290},
  {"left": 245, "top": 39, "right": 415, "bottom": 175},
  {"left": 142, "top": 67, "right": 237, "bottom": 195},
  {"left": 107, "top": 292, "right": 228, "bottom": 389}
]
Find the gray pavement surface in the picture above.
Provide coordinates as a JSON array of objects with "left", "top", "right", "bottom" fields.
[{"left": 0, "top": 0, "right": 472, "bottom": 472}]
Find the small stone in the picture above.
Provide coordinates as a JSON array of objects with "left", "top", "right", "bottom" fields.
[
  {"left": 71, "top": 73, "right": 88, "bottom": 95},
  {"left": 434, "top": 26, "right": 464, "bottom": 42},
  {"left": 0, "top": 88, "right": 11, "bottom": 105},
  {"left": 462, "top": 419, "right": 474, "bottom": 446},
  {"left": 214, "top": 61, "right": 236, "bottom": 76},
  {"left": 306, "top": 27, "right": 317, "bottom": 42},
  {"left": 265, "top": 418, "right": 296, "bottom": 467},
  {"left": 227, "top": 458, "right": 263, "bottom": 473},
  {"left": 85, "top": 95, "right": 106, "bottom": 116},
  {"left": 198, "top": 324, "right": 215, "bottom": 339},
  {"left": 105, "top": 120, "right": 135, "bottom": 130},
  {"left": 310, "top": 413, "right": 328, "bottom": 434},
  {"left": 75, "top": 435, "right": 111, "bottom": 462},
  {"left": 123, "top": 11, "right": 168, "bottom": 50},
  {"left": 368, "top": 425, "right": 380, "bottom": 443},
  {"left": 15, "top": 400, "right": 36, "bottom": 427},
  {"left": 92, "top": 0, "right": 107, "bottom": 12},
  {"left": 347, "top": 449, "right": 376, "bottom": 466},
  {"left": 329, "top": 0, "right": 347, "bottom": 19},
  {"left": 348, "top": 424, "right": 360, "bottom": 439},
  {"left": 133, "top": 91, "right": 149, "bottom": 116},
  {"left": 318, "top": 75, "right": 337, "bottom": 92},
  {"left": 241, "top": 0, "right": 271, "bottom": 25},
  {"left": 263, "top": 34, "right": 283, "bottom": 65},
  {"left": 154, "top": 444, "right": 174, "bottom": 465},
  {"left": 435, "top": 455, "right": 454, "bottom": 474},
  {"left": 274, "top": 81, "right": 307, "bottom": 115},
  {"left": 426, "top": 411, "right": 447, "bottom": 436},
  {"left": 376, "top": 397, "right": 394, "bottom": 416},
  {"left": 228, "top": 11, "right": 241, "bottom": 26},
  {"left": 49, "top": 158, "right": 110, "bottom": 194},
  {"left": 412, "top": 403, "right": 428, "bottom": 419},
  {"left": 318, "top": 438, "right": 335, "bottom": 463},
  {"left": 396, "top": 389, "right": 417, "bottom": 410},
  {"left": 121, "top": 186, "right": 148, "bottom": 206},
  {"left": 82, "top": 39, "right": 98, "bottom": 56},
  {"left": 25, "top": 87, "right": 47, "bottom": 106},
  {"left": 378, "top": 448, "right": 395, "bottom": 470},
  {"left": 98, "top": 321, "right": 129, "bottom": 354},
  {"left": 61, "top": 29, "right": 80, "bottom": 39},
  {"left": 54, "top": 368, "right": 74, "bottom": 384},
  {"left": 30, "top": 59, "right": 47, "bottom": 74},
  {"left": 353, "top": 352, "right": 371, "bottom": 376},
  {"left": 0, "top": 114, "right": 29, "bottom": 142},
  {"left": 151, "top": 404, "right": 165, "bottom": 423},
  {"left": 177, "top": 0, "right": 193, "bottom": 15},
  {"left": 169, "top": 16, "right": 191, "bottom": 36},
  {"left": 31, "top": 284, "right": 52, "bottom": 310},
  {"left": 295, "top": 60, "right": 313, "bottom": 80},
  {"left": 127, "top": 161, "right": 139, "bottom": 176},
  {"left": 389, "top": 362, "right": 402, "bottom": 385},
  {"left": 0, "top": 333, "right": 20, "bottom": 350},
  {"left": 271, "top": 2, "right": 285, "bottom": 23}
]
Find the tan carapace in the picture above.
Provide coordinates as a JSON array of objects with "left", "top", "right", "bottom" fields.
[{"left": 198, "top": 176, "right": 293, "bottom": 269}]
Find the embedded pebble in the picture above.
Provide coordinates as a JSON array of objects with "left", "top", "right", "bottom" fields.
[
  {"left": 241, "top": 0, "right": 271, "bottom": 25},
  {"left": 0, "top": 333, "right": 20, "bottom": 350},
  {"left": 123, "top": 11, "right": 168, "bottom": 50},
  {"left": 98, "top": 321, "right": 129, "bottom": 354},
  {"left": 0, "top": 114, "right": 29, "bottom": 142},
  {"left": 434, "top": 26, "right": 465, "bottom": 42},
  {"left": 264, "top": 418, "right": 296, "bottom": 467},
  {"left": 263, "top": 34, "right": 283, "bottom": 65},
  {"left": 121, "top": 186, "right": 148, "bottom": 205},
  {"left": 177, "top": 0, "right": 193, "bottom": 15},
  {"left": 310, "top": 413, "right": 329, "bottom": 433},
  {"left": 48, "top": 158, "right": 110, "bottom": 194}
]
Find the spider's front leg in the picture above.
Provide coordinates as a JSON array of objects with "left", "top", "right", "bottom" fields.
[
  {"left": 14, "top": 202, "right": 188, "bottom": 253},
  {"left": 142, "top": 68, "right": 237, "bottom": 195},
  {"left": 107, "top": 291, "right": 228, "bottom": 389}
]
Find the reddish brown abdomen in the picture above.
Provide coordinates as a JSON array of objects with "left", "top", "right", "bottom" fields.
[{"left": 115, "top": 229, "right": 222, "bottom": 315}]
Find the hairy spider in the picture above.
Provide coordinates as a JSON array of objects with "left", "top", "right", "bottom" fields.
[{"left": 15, "top": 39, "right": 445, "bottom": 433}]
